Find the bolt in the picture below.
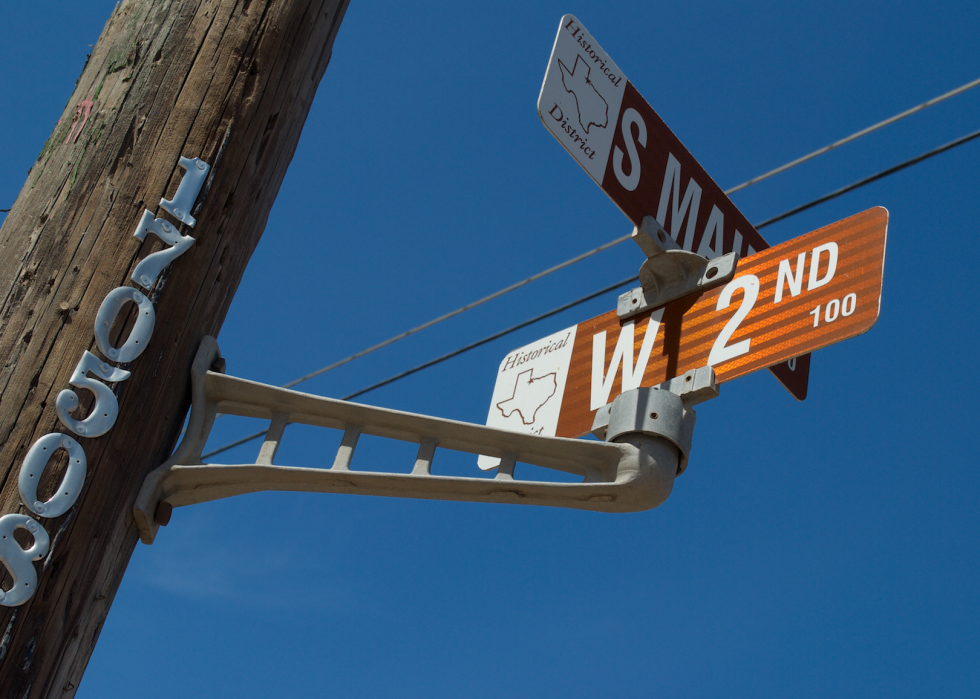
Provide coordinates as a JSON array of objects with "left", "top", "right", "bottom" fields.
[
  {"left": 133, "top": 291, "right": 142, "bottom": 302},
  {"left": 34, "top": 502, "right": 45, "bottom": 515},
  {"left": 100, "top": 362, "right": 111, "bottom": 374},
  {"left": 75, "top": 425, "right": 86, "bottom": 435},
  {"left": 62, "top": 438, "right": 74, "bottom": 449},
  {"left": 162, "top": 221, "right": 172, "bottom": 232},
  {"left": 26, "top": 520, "right": 38, "bottom": 533},
  {"left": 140, "top": 275, "right": 151, "bottom": 286},
  {"left": 197, "top": 160, "right": 206, "bottom": 170},
  {"left": 173, "top": 207, "right": 183, "bottom": 218},
  {"left": 108, "top": 348, "right": 118, "bottom": 358}
]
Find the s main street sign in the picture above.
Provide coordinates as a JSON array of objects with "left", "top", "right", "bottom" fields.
[
  {"left": 480, "top": 207, "right": 887, "bottom": 465},
  {"left": 537, "top": 14, "right": 809, "bottom": 400}
]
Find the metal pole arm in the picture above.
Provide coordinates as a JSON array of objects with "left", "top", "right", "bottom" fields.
[{"left": 133, "top": 337, "right": 715, "bottom": 544}]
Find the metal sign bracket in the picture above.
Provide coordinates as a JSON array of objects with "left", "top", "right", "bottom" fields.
[
  {"left": 132, "top": 337, "right": 718, "bottom": 544},
  {"left": 591, "top": 365, "right": 718, "bottom": 475},
  {"left": 617, "top": 216, "right": 739, "bottom": 320}
]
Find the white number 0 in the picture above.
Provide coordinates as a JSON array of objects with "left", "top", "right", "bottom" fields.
[{"left": 708, "top": 274, "right": 760, "bottom": 367}]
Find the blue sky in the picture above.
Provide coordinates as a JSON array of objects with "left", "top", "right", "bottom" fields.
[{"left": 2, "top": 1, "right": 979, "bottom": 697}]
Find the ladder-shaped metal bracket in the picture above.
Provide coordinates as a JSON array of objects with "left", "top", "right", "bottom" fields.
[
  {"left": 617, "top": 216, "right": 738, "bottom": 320},
  {"left": 133, "top": 337, "right": 713, "bottom": 544}
]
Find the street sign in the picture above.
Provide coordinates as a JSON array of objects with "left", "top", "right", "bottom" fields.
[
  {"left": 537, "top": 14, "right": 810, "bottom": 400},
  {"left": 481, "top": 207, "right": 887, "bottom": 450},
  {"left": 477, "top": 327, "right": 577, "bottom": 469}
]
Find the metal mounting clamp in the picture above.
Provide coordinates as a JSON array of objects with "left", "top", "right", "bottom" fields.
[
  {"left": 617, "top": 216, "right": 738, "bottom": 320},
  {"left": 591, "top": 366, "right": 719, "bottom": 475}
]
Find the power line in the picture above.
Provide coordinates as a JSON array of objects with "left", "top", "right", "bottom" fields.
[
  {"left": 274, "top": 77, "right": 980, "bottom": 395},
  {"left": 279, "top": 234, "right": 631, "bottom": 389},
  {"left": 202, "top": 275, "right": 638, "bottom": 459},
  {"left": 203, "top": 124, "right": 980, "bottom": 459},
  {"left": 725, "top": 75, "right": 980, "bottom": 194},
  {"left": 188, "top": 236, "right": 633, "bottom": 437},
  {"left": 755, "top": 126, "right": 980, "bottom": 229}
]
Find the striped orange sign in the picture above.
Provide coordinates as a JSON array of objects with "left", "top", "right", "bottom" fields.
[{"left": 554, "top": 207, "right": 888, "bottom": 438}]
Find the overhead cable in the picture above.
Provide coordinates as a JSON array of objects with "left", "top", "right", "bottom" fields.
[
  {"left": 755, "top": 126, "right": 980, "bottom": 229},
  {"left": 725, "top": 75, "right": 980, "bottom": 194},
  {"left": 202, "top": 275, "right": 638, "bottom": 458},
  {"left": 275, "top": 77, "right": 980, "bottom": 394},
  {"left": 203, "top": 125, "right": 980, "bottom": 459},
  {"left": 278, "top": 235, "right": 631, "bottom": 389}
]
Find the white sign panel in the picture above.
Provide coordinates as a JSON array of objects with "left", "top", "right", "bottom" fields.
[
  {"left": 477, "top": 326, "right": 577, "bottom": 470},
  {"left": 537, "top": 15, "right": 627, "bottom": 185}
]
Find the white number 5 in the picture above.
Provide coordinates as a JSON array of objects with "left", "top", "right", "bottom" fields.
[
  {"left": 56, "top": 352, "right": 131, "bottom": 437},
  {"left": 708, "top": 274, "right": 760, "bottom": 367}
]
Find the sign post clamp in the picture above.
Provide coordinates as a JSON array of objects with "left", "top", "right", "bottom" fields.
[
  {"left": 592, "top": 365, "right": 718, "bottom": 475},
  {"left": 618, "top": 216, "right": 739, "bottom": 320}
]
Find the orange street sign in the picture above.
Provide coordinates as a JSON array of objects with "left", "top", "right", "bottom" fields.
[
  {"left": 555, "top": 207, "right": 888, "bottom": 437},
  {"left": 480, "top": 207, "right": 887, "bottom": 452}
]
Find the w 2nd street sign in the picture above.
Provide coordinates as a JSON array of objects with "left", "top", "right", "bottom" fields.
[
  {"left": 480, "top": 207, "right": 887, "bottom": 459},
  {"left": 537, "top": 14, "right": 809, "bottom": 400}
]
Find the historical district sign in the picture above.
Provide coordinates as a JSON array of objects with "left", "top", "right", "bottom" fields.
[
  {"left": 479, "top": 207, "right": 888, "bottom": 468},
  {"left": 536, "top": 14, "right": 809, "bottom": 400}
]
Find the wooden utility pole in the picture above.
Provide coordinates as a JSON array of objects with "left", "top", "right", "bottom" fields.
[{"left": 0, "top": 0, "right": 349, "bottom": 695}]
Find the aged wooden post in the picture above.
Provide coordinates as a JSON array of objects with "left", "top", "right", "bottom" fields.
[{"left": 0, "top": 0, "right": 350, "bottom": 694}]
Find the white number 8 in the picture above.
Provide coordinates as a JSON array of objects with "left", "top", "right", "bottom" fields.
[{"left": 0, "top": 514, "right": 50, "bottom": 607}]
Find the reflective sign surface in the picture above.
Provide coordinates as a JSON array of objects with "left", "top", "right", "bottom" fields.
[{"left": 552, "top": 207, "right": 888, "bottom": 437}]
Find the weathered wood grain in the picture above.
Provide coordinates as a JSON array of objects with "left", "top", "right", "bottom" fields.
[{"left": 0, "top": 0, "right": 350, "bottom": 695}]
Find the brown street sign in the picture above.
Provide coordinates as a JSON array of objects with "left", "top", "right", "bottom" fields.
[
  {"left": 537, "top": 14, "right": 810, "bottom": 400},
  {"left": 480, "top": 207, "right": 887, "bottom": 451}
]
